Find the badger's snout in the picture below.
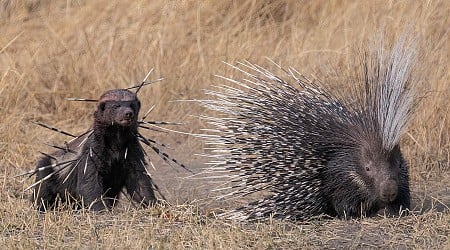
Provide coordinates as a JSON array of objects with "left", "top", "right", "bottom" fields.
[
  {"left": 124, "top": 109, "right": 134, "bottom": 119},
  {"left": 115, "top": 107, "right": 136, "bottom": 126}
]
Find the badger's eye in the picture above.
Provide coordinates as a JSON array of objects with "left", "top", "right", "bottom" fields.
[
  {"left": 112, "top": 104, "right": 120, "bottom": 109},
  {"left": 365, "top": 166, "right": 370, "bottom": 172}
]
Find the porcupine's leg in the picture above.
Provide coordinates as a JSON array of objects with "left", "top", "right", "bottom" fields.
[{"left": 124, "top": 151, "right": 157, "bottom": 206}]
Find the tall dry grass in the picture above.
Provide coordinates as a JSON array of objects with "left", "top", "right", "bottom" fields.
[{"left": 0, "top": 0, "right": 449, "bottom": 248}]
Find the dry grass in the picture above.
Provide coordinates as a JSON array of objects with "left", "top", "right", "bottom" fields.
[{"left": 0, "top": 0, "right": 449, "bottom": 248}]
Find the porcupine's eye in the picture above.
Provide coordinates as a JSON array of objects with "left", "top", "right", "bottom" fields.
[{"left": 364, "top": 162, "right": 372, "bottom": 173}]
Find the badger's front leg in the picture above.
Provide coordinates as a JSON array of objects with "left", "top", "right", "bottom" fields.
[
  {"left": 77, "top": 154, "right": 111, "bottom": 211},
  {"left": 124, "top": 149, "right": 157, "bottom": 206}
]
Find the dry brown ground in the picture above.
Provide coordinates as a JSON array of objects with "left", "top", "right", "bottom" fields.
[{"left": 0, "top": 0, "right": 449, "bottom": 249}]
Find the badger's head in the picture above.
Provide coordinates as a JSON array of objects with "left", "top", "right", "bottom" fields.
[{"left": 94, "top": 89, "right": 141, "bottom": 128}]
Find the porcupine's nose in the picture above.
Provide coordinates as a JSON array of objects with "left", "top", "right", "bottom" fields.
[{"left": 380, "top": 179, "right": 398, "bottom": 202}]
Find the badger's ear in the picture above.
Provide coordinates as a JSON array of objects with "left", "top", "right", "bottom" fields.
[{"left": 98, "top": 102, "right": 106, "bottom": 112}]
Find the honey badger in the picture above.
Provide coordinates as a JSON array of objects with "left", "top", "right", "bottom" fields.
[{"left": 33, "top": 89, "right": 158, "bottom": 211}]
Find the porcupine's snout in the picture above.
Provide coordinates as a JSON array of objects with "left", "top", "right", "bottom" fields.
[
  {"left": 367, "top": 158, "right": 400, "bottom": 204},
  {"left": 379, "top": 178, "right": 399, "bottom": 203}
]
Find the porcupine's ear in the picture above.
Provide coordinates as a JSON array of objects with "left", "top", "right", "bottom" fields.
[{"left": 388, "top": 144, "right": 402, "bottom": 162}]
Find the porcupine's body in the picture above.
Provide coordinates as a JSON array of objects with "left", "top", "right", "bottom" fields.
[
  {"left": 201, "top": 37, "right": 418, "bottom": 220},
  {"left": 33, "top": 89, "right": 156, "bottom": 211}
]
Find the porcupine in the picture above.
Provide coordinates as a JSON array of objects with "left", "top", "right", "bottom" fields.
[
  {"left": 28, "top": 86, "right": 188, "bottom": 212},
  {"left": 201, "top": 36, "right": 419, "bottom": 220}
]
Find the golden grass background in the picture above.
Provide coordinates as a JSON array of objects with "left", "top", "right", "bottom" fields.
[{"left": 0, "top": 0, "right": 449, "bottom": 248}]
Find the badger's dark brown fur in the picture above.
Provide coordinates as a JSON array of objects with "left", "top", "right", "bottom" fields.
[{"left": 33, "top": 89, "right": 157, "bottom": 211}]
